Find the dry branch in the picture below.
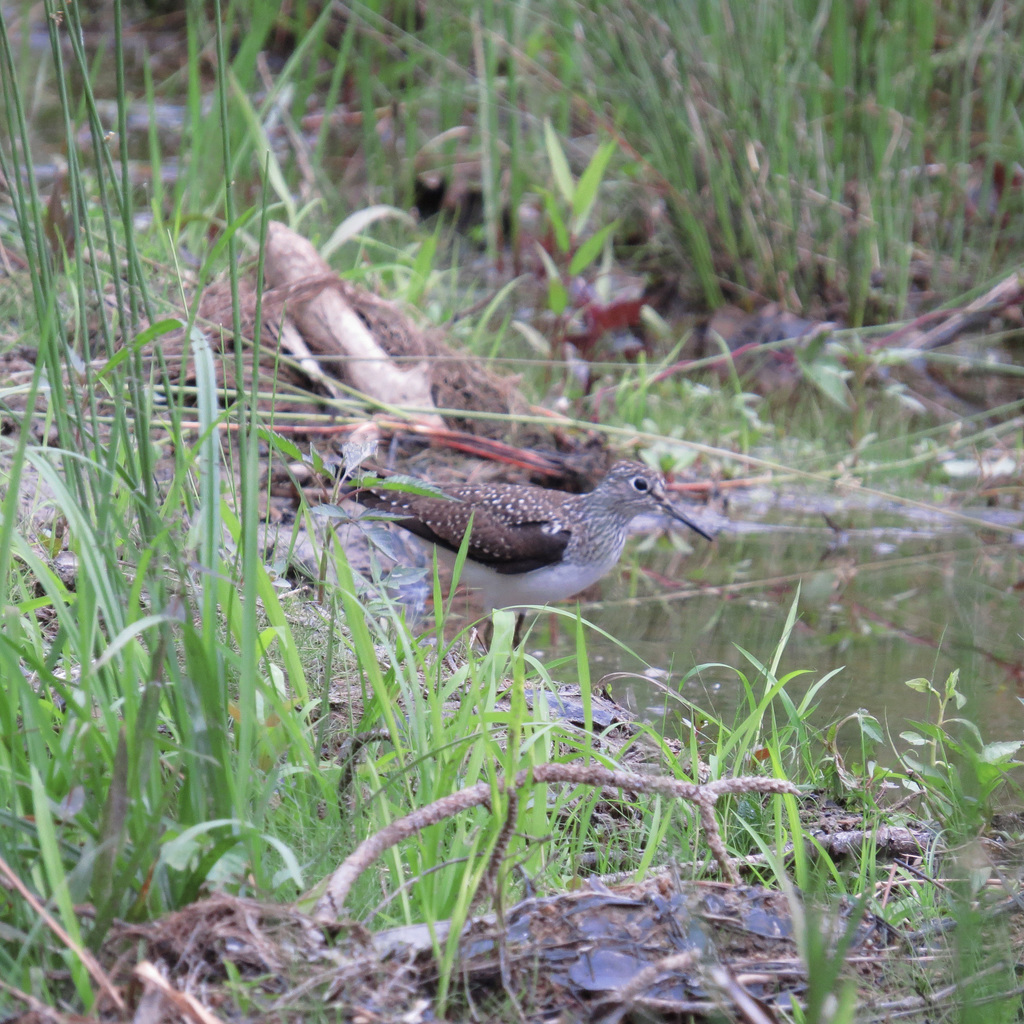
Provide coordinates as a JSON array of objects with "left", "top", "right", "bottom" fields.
[{"left": 314, "top": 763, "right": 799, "bottom": 920}]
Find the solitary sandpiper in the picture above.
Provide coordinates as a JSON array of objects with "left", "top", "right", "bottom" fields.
[{"left": 349, "top": 460, "right": 713, "bottom": 619}]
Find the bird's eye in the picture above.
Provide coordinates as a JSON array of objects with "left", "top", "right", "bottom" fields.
[{"left": 632, "top": 476, "right": 650, "bottom": 492}]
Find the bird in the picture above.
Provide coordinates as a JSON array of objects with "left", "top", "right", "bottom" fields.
[{"left": 347, "top": 460, "right": 712, "bottom": 627}]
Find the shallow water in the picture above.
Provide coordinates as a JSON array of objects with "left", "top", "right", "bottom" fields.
[{"left": 528, "top": 486, "right": 1024, "bottom": 737}]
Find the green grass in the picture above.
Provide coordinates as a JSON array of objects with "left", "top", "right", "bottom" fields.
[{"left": 0, "top": 0, "right": 1023, "bottom": 1017}]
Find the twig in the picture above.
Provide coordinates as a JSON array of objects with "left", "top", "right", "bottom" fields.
[{"left": 314, "top": 764, "right": 799, "bottom": 919}]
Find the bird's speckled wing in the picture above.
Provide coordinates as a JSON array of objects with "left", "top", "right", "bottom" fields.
[{"left": 352, "top": 488, "right": 573, "bottom": 573}]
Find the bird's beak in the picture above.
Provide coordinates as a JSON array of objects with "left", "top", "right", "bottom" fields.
[{"left": 662, "top": 500, "right": 715, "bottom": 542}]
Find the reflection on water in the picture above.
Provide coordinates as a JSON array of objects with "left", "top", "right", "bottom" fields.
[{"left": 535, "top": 495, "right": 1024, "bottom": 736}]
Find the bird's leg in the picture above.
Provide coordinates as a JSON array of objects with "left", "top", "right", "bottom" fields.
[{"left": 513, "top": 612, "right": 525, "bottom": 648}]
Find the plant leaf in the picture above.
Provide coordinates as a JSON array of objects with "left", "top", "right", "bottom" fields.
[
  {"left": 904, "top": 677, "right": 932, "bottom": 693},
  {"left": 572, "top": 139, "right": 616, "bottom": 233},
  {"left": 797, "top": 351, "right": 852, "bottom": 410},
  {"left": 534, "top": 243, "right": 568, "bottom": 315},
  {"left": 979, "top": 740, "right": 1023, "bottom": 763},
  {"left": 544, "top": 119, "right": 574, "bottom": 204},
  {"left": 569, "top": 220, "right": 617, "bottom": 276},
  {"left": 321, "top": 205, "right": 416, "bottom": 259},
  {"left": 540, "top": 188, "right": 569, "bottom": 253}
]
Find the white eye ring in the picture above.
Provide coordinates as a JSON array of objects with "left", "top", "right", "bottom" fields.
[{"left": 632, "top": 476, "right": 650, "bottom": 493}]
